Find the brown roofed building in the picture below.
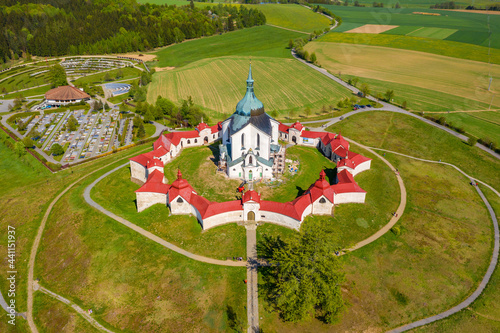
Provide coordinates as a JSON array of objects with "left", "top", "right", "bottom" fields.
[{"left": 44, "top": 86, "right": 90, "bottom": 105}]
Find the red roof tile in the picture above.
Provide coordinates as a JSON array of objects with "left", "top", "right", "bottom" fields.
[
  {"left": 307, "top": 170, "right": 335, "bottom": 203},
  {"left": 332, "top": 170, "right": 366, "bottom": 194},
  {"left": 211, "top": 122, "right": 222, "bottom": 134},
  {"left": 290, "top": 121, "right": 304, "bottom": 131},
  {"left": 135, "top": 170, "right": 170, "bottom": 193},
  {"left": 167, "top": 169, "right": 196, "bottom": 203},
  {"left": 302, "top": 131, "right": 328, "bottom": 139},
  {"left": 243, "top": 190, "right": 260, "bottom": 203},
  {"left": 278, "top": 123, "right": 290, "bottom": 133},
  {"left": 196, "top": 122, "right": 209, "bottom": 131}
]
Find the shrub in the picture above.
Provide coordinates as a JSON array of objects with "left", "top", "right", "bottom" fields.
[{"left": 468, "top": 136, "right": 478, "bottom": 146}]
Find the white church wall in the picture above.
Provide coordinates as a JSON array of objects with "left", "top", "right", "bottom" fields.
[
  {"left": 259, "top": 211, "right": 301, "bottom": 230},
  {"left": 352, "top": 160, "right": 371, "bottom": 176},
  {"left": 203, "top": 211, "right": 243, "bottom": 230},
  {"left": 334, "top": 192, "right": 366, "bottom": 204},
  {"left": 130, "top": 160, "right": 147, "bottom": 184},
  {"left": 169, "top": 195, "right": 193, "bottom": 214},
  {"left": 136, "top": 192, "right": 167, "bottom": 212},
  {"left": 311, "top": 197, "right": 333, "bottom": 215}
]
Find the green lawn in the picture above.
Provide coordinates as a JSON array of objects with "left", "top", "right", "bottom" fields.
[
  {"left": 438, "top": 111, "right": 500, "bottom": 145},
  {"left": 340, "top": 74, "right": 494, "bottom": 112},
  {"left": 318, "top": 32, "right": 500, "bottom": 64},
  {"left": 413, "top": 184, "right": 500, "bottom": 332},
  {"left": 0, "top": 69, "right": 52, "bottom": 94},
  {"left": 260, "top": 153, "right": 493, "bottom": 331},
  {"left": 327, "top": 111, "right": 500, "bottom": 190},
  {"left": 151, "top": 25, "right": 302, "bottom": 68},
  {"left": 38, "top": 161, "right": 247, "bottom": 332},
  {"left": 147, "top": 56, "right": 353, "bottom": 120}
]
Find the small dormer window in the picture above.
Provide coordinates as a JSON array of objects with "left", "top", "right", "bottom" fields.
[
  {"left": 177, "top": 197, "right": 183, "bottom": 203},
  {"left": 319, "top": 197, "right": 326, "bottom": 204}
]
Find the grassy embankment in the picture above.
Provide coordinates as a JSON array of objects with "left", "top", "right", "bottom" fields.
[
  {"left": 72, "top": 67, "right": 142, "bottom": 86},
  {"left": 259, "top": 111, "right": 497, "bottom": 331}
]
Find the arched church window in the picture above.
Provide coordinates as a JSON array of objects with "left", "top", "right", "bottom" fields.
[
  {"left": 319, "top": 197, "right": 326, "bottom": 204},
  {"left": 242, "top": 133, "right": 245, "bottom": 147},
  {"left": 249, "top": 156, "right": 253, "bottom": 164},
  {"left": 257, "top": 133, "right": 260, "bottom": 149},
  {"left": 187, "top": 139, "right": 191, "bottom": 144}
]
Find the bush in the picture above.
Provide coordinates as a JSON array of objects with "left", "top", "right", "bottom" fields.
[
  {"left": 390, "top": 226, "right": 401, "bottom": 236},
  {"left": 468, "top": 136, "right": 478, "bottom": 146}
]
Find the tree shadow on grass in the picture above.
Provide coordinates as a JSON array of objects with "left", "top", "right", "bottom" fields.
[{"left": 207, "top": 142, "right": 220, "bottom": 167}]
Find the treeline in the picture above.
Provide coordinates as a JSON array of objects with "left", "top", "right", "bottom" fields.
[
  {"left": 0, "top": 0, "right": 266, "bottom": 63},
  {"left": 430, "top": 1, "right": 458, "bottom": 9}
]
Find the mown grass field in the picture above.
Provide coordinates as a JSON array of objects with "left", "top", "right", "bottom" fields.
[
  {"left": 438, "top": 111, "right": 500, "bottom": 144},
  {"left": 327, "top": 111, "right": 500, "bottom": 190},
  {"left": 414, "top": 184, "right": 500, "bottom": 332},
  {"left": 0, "top": 68, "right": 52, "bottom": 94},
  {"left": 340, "top": 73, "right": 494, "bottom": 112},
  {"left": 147, "top": 56, "right": 353, "bottom": 120},
  {"left": 152, "top": 25, "right": 302, "bottom": 68},
  {"left": 0, "top": 85, "right": 50, "bottom": 99},
  {"left": 406, "top": 26, "right": 458, "bottom": 39},
  {"left": 36, "top": 158, "right": 247, "bottom": 332},
  {"left": 325, "top": 6, "right": 500, "bottom": 48},
  {"left": 304, "top": 42, "right": 500, "bottom": 109},
  {"left": 260, "top": 153, "right": 493, "bottom": 331},
  {"left": 318, "top": 32, "right": 500, "bottom": 64}
]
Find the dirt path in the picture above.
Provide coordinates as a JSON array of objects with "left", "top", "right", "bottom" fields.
[{"left": 245, "top": 223, "right": 259, "bottom": 333}]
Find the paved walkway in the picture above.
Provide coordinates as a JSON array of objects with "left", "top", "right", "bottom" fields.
[
  {"left": 36, "top": 282, "right": 114, "bottom": 333},
  {"left": 83, "top": 163, "right": 247, "bottom": 267},
  {"left": 245, "top": 223, "right": 259, "bottom": 333},
  {"left": 0, "top": 290, "right": 26, "bottom": 319}
]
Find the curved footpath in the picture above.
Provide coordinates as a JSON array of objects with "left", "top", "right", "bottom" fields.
[
  {"left": 25, "top": 148, "right": 150, "bottom": 333},
  {"left": 371, "top": 148, "right": 499, "bottom": 332},
  {"left": 83, "top": 163, "right": 247, "bottom": 267},
  {"left": 291, "top": 51, "right": 500, "bottom": 160}
]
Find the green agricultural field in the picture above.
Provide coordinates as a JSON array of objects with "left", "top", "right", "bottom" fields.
[
  {"left": 413, "top": 184, "right": 500, "bottom": 332},
  {"left": 325, "top": 6, "right": 500, "bottom": 45},
  {"left": 140, "top": 0, "right": 330, "bottom": 33},
  {"left": 438, "top": 111, "right": 500, "bottom": 144},
  {"left": 91, "top": 163, "right": 247, "bottom": 260},
  {"left": 340, "top": 74, "right": 493, "bottom": 112},
  {"left": 317, "top": 32, "right": 500, "bottom": 64},
  {"left": 305, "top": 42, "right": 500, "bottom": 109},
  {"left": 260, "top": 153, "right": 493, "bottom": 331},
  {"left": 245, "top": 3, "right": 331, "bottom": 33},
  {"left": 152, "top": 25, "right": 302, "bottom": 68},
  {"left": 383, "top": 25, "right": 421, "bottom": 35},
  {"left": 147, "top": 56, "right": 353, "bottom": 120},
  {"left": 327, "top": 111, "right": 500, "bottom": 189},
  {"left": 73, "top": 67, "right": 142, "bottom": 86},
  {"left": 406, "top": 26, "right": 458, "bottom": 39}
]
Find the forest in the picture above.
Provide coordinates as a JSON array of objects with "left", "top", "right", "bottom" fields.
[{"left": 0, "top": 0, "right": 266, "bottom": 63}]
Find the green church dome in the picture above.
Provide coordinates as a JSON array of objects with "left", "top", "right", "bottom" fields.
[{"left": 235, "top": 64, "right": 265, "bottom": 117}]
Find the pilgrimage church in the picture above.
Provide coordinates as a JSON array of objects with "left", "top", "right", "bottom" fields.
[
  {"left": 129, "top": 65, "right": 372, "bottom": 230},
  {"left": 219, "top": 65, "right": 285, "bottom": 181}
]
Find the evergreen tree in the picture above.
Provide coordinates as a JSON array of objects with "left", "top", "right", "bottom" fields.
[
  {"left": 49, "top": 64, "right": 67, "bottom": 88},
  {"left": 137, "top": 122, "right": 146, "bottom": 138}
]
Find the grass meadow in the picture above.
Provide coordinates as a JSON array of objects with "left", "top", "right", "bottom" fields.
[
  {"left": 73, "top": 67, "right": 142, "bottom": 86},
  {"left": 413, "top": 184, "right": 500, "bottom": 332},
  {"left": 0, "top": 68, "right": 52, "bottom": 95},
  {"left": 33, "top": 292, "right": 100, "bottom": 333},
  {"left": 0, "top": 85, "right": 50, "bottom": 99},
  {"left": 260, "top": 153, "right": 493, "bottom": 331},
  {"left": 147, "top": 56, "right": 353, "bottom": 120},
  {"left": 438, "top": 111, "right": 500, "bottom": 144},
  {"left": 305, "top": 42, "right": 500, "bottom": 109},
  {"left": 35, "top": 158, "right": 247, "bottom": 332},
  {"left": 152, "top": 25, "right": 302, "bottom": 68},
  {"left": 317, "top": 32, "right": 500, "bottom": 64},
  {"left": 339, "top": 73, "right": 494, "bottom": 112},
  {"left": 327, "top": 111, "right": 500, "bottom": 190}
]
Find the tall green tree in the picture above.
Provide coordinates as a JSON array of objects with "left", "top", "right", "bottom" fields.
[
  {"left": 50, "top": 143, "right": 64, "bottom": 156},
  {"left": 385, "top": 89, "right": 394, "bottom": 102},
  {"left": 49, "top": 64, "right": 67, "bottom": 88},
  {"left": 360, "top": 83, "right": 370, "bottom": 97},
  {"left": 261, "top": 218, "right": 345, "bottom": 323},
  {"left": 66, "top": 115, "right": 78, "bottom": 131}
]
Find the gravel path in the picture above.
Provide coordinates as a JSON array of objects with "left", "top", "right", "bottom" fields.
[{"left": 245, "top": 223, "right": 259, "bottom": 333}]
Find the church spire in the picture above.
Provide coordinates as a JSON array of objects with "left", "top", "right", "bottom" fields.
[{"left": 246, "top": 62, "right": 254, "bottom": 92}]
